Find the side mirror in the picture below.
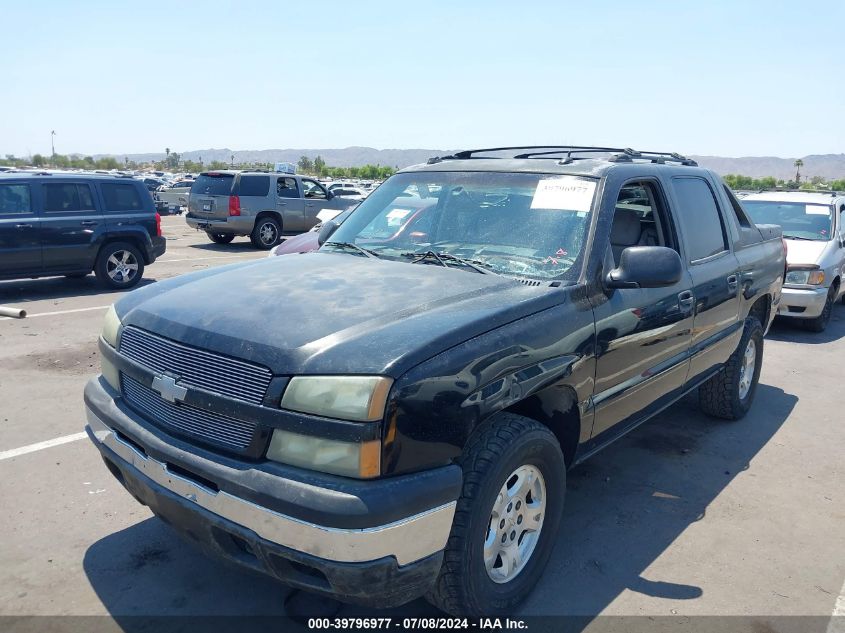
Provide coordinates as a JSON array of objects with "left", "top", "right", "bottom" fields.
[
  {"left": 606, "top": 246, "right": 683, "bottom": 289},
  {"left": 317, "top": 219, "right": 340, "bottom": 246},
  {"left": 326, "top": 189, "right": 335, "bottom": 200}
]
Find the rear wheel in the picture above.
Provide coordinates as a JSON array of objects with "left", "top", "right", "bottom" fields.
[
  {"left": 426, "top": 413, "right": 566, "bottom": 616},
  {"left": 699, "top": 317, "right": 763, "bottom": 420},
  {"left": 250, "top": 217, "right": 282, "bottom": 249},
  {"left": 804, "top": 286, "right": 835, "bottom": 332},
  {"left": 206, "top": 232, "right": 235, "bottom": 245},
  {"left": 94, "top": 242, "right": 144, "bottom": 290}
]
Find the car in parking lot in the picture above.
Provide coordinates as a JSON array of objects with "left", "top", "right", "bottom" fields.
[
  {"left": 0, "top": 172, "right": 165, "bottom": 289},
  {"left": 742, "top": 190, "right": 845, "bottom": 331},
  {"left": 154, "top": 179, "right": 194, "bottom": 215},
  {"left": 185, "top": 171, "right": 358, "bottom": 249},
  {"left": 85, "top": 146, "right": 783, "bottom": 615}
]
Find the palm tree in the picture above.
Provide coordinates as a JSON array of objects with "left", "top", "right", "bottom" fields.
[{"left": 794, "top": 159, "right": 804, "bottom": 184}]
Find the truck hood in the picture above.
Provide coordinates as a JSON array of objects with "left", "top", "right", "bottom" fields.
[
  {"left": 785, "top": 238, "right": 829, "bottom": 266},
  {"left": 117, "top": 253, "right": 566, "bottom": 377}
]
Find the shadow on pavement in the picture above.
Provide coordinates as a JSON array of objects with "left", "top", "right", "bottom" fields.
[
  {"left": 188, "top": 241, "right": 271, "bottom": 253},
  {"left": 765, "top": 304, "right": 845, "bottom": 344},
  {"left": 83, "top": 384, "right": 797, "bottom": 626},
  {"left": 0, "top": 276, "right": 155, "bottom": 304}
]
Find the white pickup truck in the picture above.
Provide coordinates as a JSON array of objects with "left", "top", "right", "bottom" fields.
[{"left": 154, "top": 180, "right": 194, "bottom": 215}]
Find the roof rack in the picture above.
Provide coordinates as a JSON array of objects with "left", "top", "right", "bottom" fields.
[
  {"left": 754, "top": 188, "right": 840, "bottom": 196},
  {"left": 427, "top": 145, "right": 697, "bottom": 166}
]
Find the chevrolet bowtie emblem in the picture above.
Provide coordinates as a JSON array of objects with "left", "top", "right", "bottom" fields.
[{"left": 151, "top": 374, "right": 188, "bottom": 404}]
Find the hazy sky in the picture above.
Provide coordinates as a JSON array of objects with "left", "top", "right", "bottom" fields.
[{"left": 2, "top": 0, "right": 842, "bottom": 158}]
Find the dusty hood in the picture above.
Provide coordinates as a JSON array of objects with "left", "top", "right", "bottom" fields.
[{"left": 115, "top": 252, "right": 565, "bottom": 377}]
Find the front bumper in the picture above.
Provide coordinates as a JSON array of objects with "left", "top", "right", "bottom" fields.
[
  {"left": 777, "top": 286, "right": 829, "bottom": 319},
  {"left": 84, "top": 377, "right": 459, "bottom": 606},
  {"left": 185, "top": 214, "right": 254, "bottom": 235}
]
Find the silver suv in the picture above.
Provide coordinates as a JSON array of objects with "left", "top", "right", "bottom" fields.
[
  {"left": 186, "top": 171, "right": 357, "bottom": 249},
  {"left": 743, "top": 190, "right": 845, "bottom": 332}
]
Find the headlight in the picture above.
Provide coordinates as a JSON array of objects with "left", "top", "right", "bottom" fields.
[
  {"left": 266, "top": 429, "right": 380, "bottom": 478},
  {"left": 101, "top": 305, "right": 122, "bottom": 391},
  {"left": 280, "top": 376, "right": 392, "bottom": 422},
  {"left": 785, "top": 270, "right": 825, "bottom": 285}
]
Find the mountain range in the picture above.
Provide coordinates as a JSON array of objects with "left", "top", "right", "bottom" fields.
[{"left": 95, "top": 147, "right": 845, "bottom": 180}]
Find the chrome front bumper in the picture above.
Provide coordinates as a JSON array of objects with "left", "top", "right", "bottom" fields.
[{"left": 86, "top": 406, "right": 456, "bottom": 566}]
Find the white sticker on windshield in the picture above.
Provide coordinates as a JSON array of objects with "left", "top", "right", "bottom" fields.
[
  {"left": 806, "top": 205, "right": 830, "bottom": 215},
  {"left": 386, "top": 208, "right": 412, "bottom": 220},
  {"left": 531, "top": 177, "right": 596, "bottom": 211}
]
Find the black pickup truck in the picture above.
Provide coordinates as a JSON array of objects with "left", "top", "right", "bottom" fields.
[{"left": 84, "top": 146, "right": 784, "bottom": 615}]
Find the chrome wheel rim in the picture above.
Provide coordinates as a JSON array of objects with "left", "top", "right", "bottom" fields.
[
  {"left": 106, "top": 250, "right": 138, "bottom": 283},
  {"left": 738, "top": 338, "right": 757, "bottom": 400},
  {"left": 259, "top": 222, "right": 278, "bottom": 245},
  {"left": 484, "top": 464, "right": 546, "bottom": 584}
]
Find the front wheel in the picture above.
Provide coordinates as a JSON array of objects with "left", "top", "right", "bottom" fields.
[
  {"left": 699, "top": 317, "right": 764, "bottom": 420},
  {"left": 804, "top": 286, "right": 836, "bottom": 332},
  {"left": 250, "top": 217, "right": 282, "bottom": 250},
  {"left": 426, "top": 413, "right": 566, "bottom": 616}
]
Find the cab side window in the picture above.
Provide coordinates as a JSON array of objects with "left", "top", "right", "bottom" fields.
[
  {"left": 277, "top": 177, "right": 299, "bottom": 199},
  {"left": 671, "top": 177, "right": 728, "bottom": 262},
  {"left": 609, "top": 181, "right": 675, "bottom": 266},
  {"left": 301, "top": 179, "right": 327, "bottom": 199}
]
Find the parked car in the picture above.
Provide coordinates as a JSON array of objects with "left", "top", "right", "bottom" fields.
[
  {"left": 269, "top": 197, "right": 435, "bottom": 256},
  {"left": 0, "top": 172, "right": 165, "bottom": 288},
  {"left": 742, "top": 190, "right": 845, "bottom": 331},
  {"left": 154, "top": 179, "right": 194, "bottom": 215},
  {"left": 185, "top": 171, "right": 358, "bottom": 249},
  {"left": 85, "top": 146, "right": 782, "bottom": 615}
]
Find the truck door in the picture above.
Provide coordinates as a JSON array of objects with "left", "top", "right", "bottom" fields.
[
  {"left": 300, "top": 178, "right": 331, "bottom": 231},
  {"left": 0, "top": 181, "right": 42, "bottom": 275},
  {"left": 668, "top": 176, "right": 742, "bottom": 384},
  {"left": 276, "top": 176, "right": 306, "bottom": 232},
  {"left": 590, "top": 179, "right": 695, "bottom": 440},
  {"left": 40, "top": 181, "right": 103, "bottom": 272}
]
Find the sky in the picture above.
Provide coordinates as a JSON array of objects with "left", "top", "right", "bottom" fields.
[{"left": 1, "top": 0, "right": 843, "bottom": 159}]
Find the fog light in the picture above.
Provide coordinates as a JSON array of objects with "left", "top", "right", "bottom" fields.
[
  {"left": 266, "top": 429, "right": 380, "bottom": 478},
  {"left": 102, "top": 356, "right": 120, "bottom": 392}
]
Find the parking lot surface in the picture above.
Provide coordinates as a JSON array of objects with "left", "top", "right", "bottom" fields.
[{"left": 0, "top": 216, "right": 843, "bottom": 626}]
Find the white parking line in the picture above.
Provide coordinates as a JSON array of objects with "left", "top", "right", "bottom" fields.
[
  {"left": 829, "top": 578, "right": 845, "bottom": 633},
  {"left": 0, "top": 305, "right": 108, "bottom": 321},
  {"left": 0, "top": 432, "right": 88, "bottom": 461}
]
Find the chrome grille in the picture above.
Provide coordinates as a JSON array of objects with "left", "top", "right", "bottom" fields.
[
  {"left": 119, "top": 326, "right": 272, "bottom": 405},
  {"left": 121, "top": 374, "right": 257, "bottom": 451}
]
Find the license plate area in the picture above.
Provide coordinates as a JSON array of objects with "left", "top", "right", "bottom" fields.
[{"left": 202, "top": 201, "right": 213, "bottom": 212}]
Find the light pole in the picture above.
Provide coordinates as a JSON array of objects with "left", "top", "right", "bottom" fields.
[
  {"left": 50, "top": 130, "right": 56, "bottom": 162},
  {"left": 230, "top": 154, "right": 235, "bottom": 168}
]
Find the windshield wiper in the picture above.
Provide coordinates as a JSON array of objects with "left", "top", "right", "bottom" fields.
[
  {"left": 782, "top": 234, "right": 817, "bottom": 241},
  {"left": 400, "top": 250, "right": 496, "bottom": 275},
  {"left": 323, "top": 241, "right": 380, "bottom": 258}
]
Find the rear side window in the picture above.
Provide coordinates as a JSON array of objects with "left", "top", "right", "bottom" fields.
[
  {"left": 101, "top": 183, "right": 144, "bottom": 211},
  {"left": 43, "top": 183, "right": 95, "bottom": 213},
  {"left": 722, "top": 185, "right": 751, "bottom": 228},
  {"left": 191, "top": 174, "right": 234, "bottom": 196},
  {"left": 671, "top": 177, "right": 728, "bottom": 261},
  {"left": 0, "top": 184, "right": 31, "bottom": 214},
  {"left": 236, "top": 175, "right": 270, "bottom": 197}
]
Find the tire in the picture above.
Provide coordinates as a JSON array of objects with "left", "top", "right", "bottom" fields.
[
  {"left": 426, "top": 413, "right": 566, "bottom": 616},
  {"left": 94, "top": 242, "right": 145, "bottom": 290},
  {"left": 250, "top": 216, "right": 282, "bottom": 250},
  {"left": 804, "top": 286, "right": 835, "bottom": 333},
  {"left": 699, "top": 316, "right": 764, "bottom": 420},
  {"left": 206, "top": 232, "right": 235, "bottom": 245}
]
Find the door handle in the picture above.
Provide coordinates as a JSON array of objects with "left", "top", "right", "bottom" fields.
[
  {"left": 727, "top": 274, "right": 738, "bottom": 291},
  {"left": 15, "top": 223, "right": 32, "bottom": 229},
  {"left": 678, "top": 290, "right": 695, "bottom": 313},
  {"left": 277, "top": 202, "right": 287, "bottom": 206},
  {"left": 80, "top": 220, "right": 98, "bottom": 226}
]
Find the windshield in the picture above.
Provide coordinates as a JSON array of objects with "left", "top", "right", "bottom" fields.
[
  {"left": 743, "top": 201, "right": 833, "bottom": 240},
  {"left": 324, "top": 171, "right": 596, "bottom": 280}
]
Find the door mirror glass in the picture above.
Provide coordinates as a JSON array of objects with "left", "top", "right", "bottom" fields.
[
  {"left": 606, "top": 246, "right": 683, "bottom": 289},
  {"left": 317, "top": 219, "right": 340, "bottom": 246}
]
